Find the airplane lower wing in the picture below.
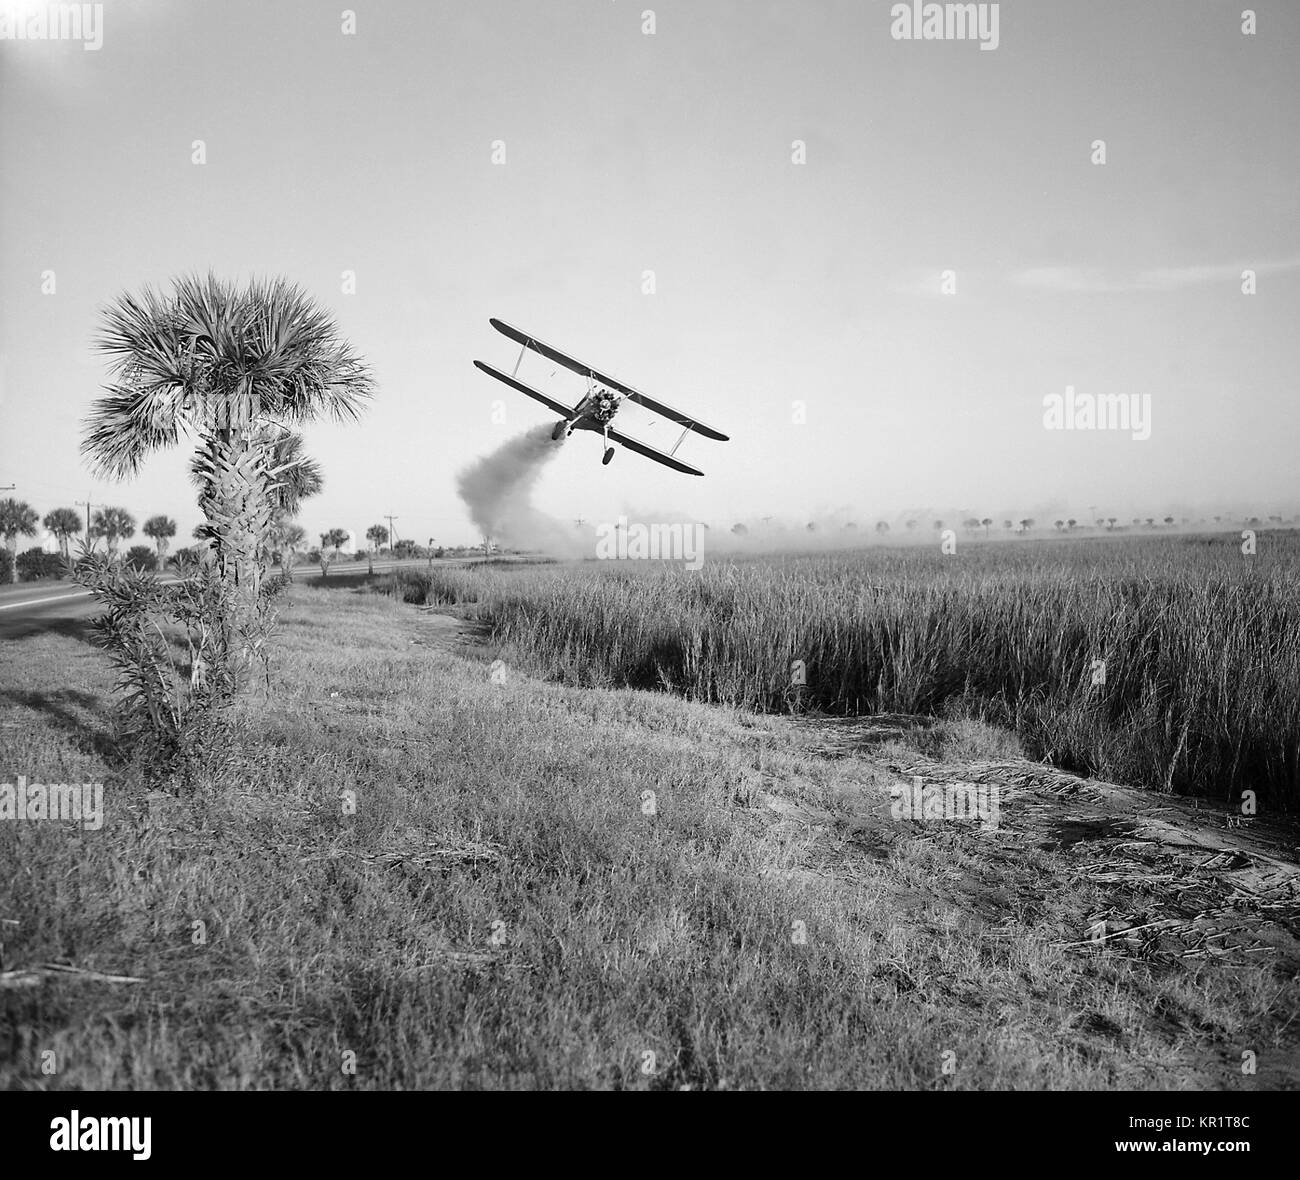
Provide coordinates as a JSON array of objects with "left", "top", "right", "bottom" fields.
[
  {"left": 473, "top": 360, "right": 577, "bottom": 419},
  {"left": 607, "top": 426, "right": 705, "bottom": 476},
  {"left": 489, "top": 318, "right": 729, "bottom": 442}
]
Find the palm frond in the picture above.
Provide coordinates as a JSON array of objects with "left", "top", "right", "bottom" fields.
[
  {"left": 85, "top": 273, "right": 373, "bottom": 479},
  {"left": 0, "top": 498, "right": 40, "bottom": 540}
]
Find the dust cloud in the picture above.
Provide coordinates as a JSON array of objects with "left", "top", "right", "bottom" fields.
[{"left": 455, "top": 425, "right": 585, "bottom": 557}]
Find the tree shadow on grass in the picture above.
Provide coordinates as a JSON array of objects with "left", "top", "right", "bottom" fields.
[
  {"left": 296, "top": 571, "right": 378, "bottom": 590},
  {"left": 0, "top": 615, "right": 98, "bottom": 644},
  {"left": 0, "top": 687, "right": 120, "bottom": 762}
]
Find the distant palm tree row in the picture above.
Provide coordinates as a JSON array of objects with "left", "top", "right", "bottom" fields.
[
  {"left": 0, "top": 491, "right": 378, "bottom": 585},
  {"left": 731, "top": 514, "right": 1292, "bottom": 538},
  {"left": 0, "top": 498, "right": 182, "bottom": 582}
]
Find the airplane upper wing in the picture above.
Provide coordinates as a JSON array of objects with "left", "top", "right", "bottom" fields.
[
  {"left": 607, "top": 426, "right": 705, "bottom": 476},
  {"left": 489, "top": 318, "right": 730, "bottom": 442},
  {"left": 473, "top": 360, "right": 577, "bottom": 419}
]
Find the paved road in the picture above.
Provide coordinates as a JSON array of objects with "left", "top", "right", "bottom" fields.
[
  {"left": 0, "top": 558, "right": 470, "bottom": 640},
  {"left": 0, "top": 588, "right": 102, "bottom": 641}
]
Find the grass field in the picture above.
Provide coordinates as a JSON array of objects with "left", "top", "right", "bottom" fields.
[
  {"left": 384, "top": 533, "right": 1300, "bottom": 812},
  {"left": 2, "top": 574, "right": 1298, "bottom": 1090}
]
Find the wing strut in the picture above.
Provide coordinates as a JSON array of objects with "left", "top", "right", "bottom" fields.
[{"left": 669, "top": 422, "right": 693, "bottom": 457}]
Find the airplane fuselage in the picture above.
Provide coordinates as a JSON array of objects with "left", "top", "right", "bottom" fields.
[{"left": 558, "top": 386, "right": 622, "bottom": 438}]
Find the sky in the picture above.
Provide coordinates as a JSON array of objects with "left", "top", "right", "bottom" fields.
[{"left": 1, "top": 0, "right": 1297, "bottom": 548}]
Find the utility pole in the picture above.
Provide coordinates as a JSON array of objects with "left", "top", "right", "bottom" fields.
[
  {"left": 385, "top": 514, "right": 399, "bottom": 549},
  {"left": 76, "top": 499, "right": 96, "bottom": 549}
]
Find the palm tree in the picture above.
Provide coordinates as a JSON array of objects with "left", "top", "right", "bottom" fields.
[
  {"left": 91, "top": 507, "right": 136, "bottom": 558},
  {"left": 1066, "top": 518, "right": 1077, "bottom": 531},
  {"left": 143, "top": 514, "right": 177, "bottom": 557},
  {"left": 0, "top": 499, "right": 39, "bottom": 582},
  {"left": 82, "top": 273, "right": 371, "bottom": 684},
  {"left": 43, "top": 507, "right": 82, "bottom": 560},
  {"left": 365, "top": 524, "right": 389, "bottom": 575},
  {"left": 319, "top": 528, "right": 348, "bottom": 576},
  {"left": 272, "top": 519, "right": 307, "bottom": 581},
  {"left": 980, "top": 517, "right": 992, "bottom": 535}
]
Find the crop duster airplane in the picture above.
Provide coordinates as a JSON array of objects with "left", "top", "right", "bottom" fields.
[{"left": 473, "top": 318, "right": 729, "bottom": 476}]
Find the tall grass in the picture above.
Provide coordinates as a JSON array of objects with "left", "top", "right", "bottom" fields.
[{"left": 382, "top": 534, "right": 1300, "bottom": 809}]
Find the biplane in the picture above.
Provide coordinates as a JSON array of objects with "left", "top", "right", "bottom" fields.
[{"left": 473, "top": 318, "right": 729, "bottom": 476}]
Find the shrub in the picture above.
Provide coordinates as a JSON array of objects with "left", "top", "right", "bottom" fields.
[
  {"left": 16, "top": 547, "right": 66, "bottom": 581},
  {"left": 125, "top": 545, "right": 158, "bottom": 572},
  {"left": 378, "top": 567, "right": 479, "bottom": 605},
  {"left": 0, "top": 549, "right": 10, "bottom": 583},
  {"left": 72, "top": 548, "right": 285, "bottom": 784}
]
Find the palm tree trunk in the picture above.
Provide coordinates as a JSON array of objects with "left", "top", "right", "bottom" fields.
[{"left": 195, "top": 428, "right": 276, "bottom": 697}]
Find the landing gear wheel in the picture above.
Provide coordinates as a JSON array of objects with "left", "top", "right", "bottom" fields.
[{"left": 602, "top": 447, "right": 615, "bottom": 466}]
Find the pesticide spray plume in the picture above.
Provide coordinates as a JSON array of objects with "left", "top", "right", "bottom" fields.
[{"left": 456, "top": 424, "right": 588, "bottom": 557}]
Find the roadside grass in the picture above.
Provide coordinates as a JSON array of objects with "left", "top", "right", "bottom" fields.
[{"left": 1, "top": 587, "right": 1295, "bottom": 1089}]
